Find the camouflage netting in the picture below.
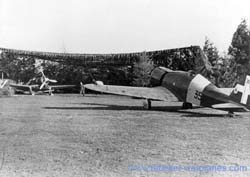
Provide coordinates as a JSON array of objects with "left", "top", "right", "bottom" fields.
[{"left": 0, "top": 46, "right": 212, "bottom": 87}]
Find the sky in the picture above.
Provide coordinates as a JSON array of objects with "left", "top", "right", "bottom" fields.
[{"left": 0, "top": 0, "right": 249, "bottom": 53}]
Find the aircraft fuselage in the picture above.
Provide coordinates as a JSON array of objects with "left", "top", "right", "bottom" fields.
[{"left": 159, "top": 70, "right": 224, "bottom": 108}]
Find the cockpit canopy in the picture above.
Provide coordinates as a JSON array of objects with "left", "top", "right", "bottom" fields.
[{"left": 150, "top": 67, "right": 172, "bottom": 86}]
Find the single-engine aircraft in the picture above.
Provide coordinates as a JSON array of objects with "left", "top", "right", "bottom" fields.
[
  {"left": 84, "top": 66, "right": 250, "bottom": 116},
  {"left": 10, "top": 70, "right": 75, "bottom": 96}
]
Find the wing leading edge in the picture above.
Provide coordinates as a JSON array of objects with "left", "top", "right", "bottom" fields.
[
  {"left": 84, "top": 84, "right": 179, "bottom": 102},
  {"left": 9, "top": 84, "right": 38, "bottom": 90}
]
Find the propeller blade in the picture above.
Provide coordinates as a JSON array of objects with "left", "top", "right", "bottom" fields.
[
  {"left": 48, "top": 79, "right": 57, "bottom": 83},
  {"left": 40, "top": 81, "right": 47, "bottom": 90}
]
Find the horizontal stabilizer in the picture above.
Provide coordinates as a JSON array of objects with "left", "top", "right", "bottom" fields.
[
  {"left": 10, "top": 83, "right": 38, "bottom": 89},
  {"left": 212, "top": 103, "right": 249, "bottom": 112}
]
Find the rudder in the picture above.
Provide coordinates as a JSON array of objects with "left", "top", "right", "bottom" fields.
[{"left": 241, "top": 75, "right": 250, "bottom": 105}]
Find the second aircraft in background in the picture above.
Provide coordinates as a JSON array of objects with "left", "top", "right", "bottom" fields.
[{"left": 10, "top": 70, "right": 76, "bottom": 96}]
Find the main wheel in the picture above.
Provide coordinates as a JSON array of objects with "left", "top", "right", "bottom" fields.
[
  {"left": 30, "top": 88, "right": 35, "bottom": 96},
  {"left": 182, "top": 102, "right": 193, "bottom": 109},
  {"left": 49, "top": 90, "right": 54, "bottom": 96},
  {"left": 143, "top": 99, "right": 152, "bottom": 110}
]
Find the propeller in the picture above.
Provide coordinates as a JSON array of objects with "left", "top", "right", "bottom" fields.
[
  {"left": 47, "top": 78, "right": 57, "bottom": 83},
  {"left": 39, "top": 71, "right": 57, "bottom": 89},
  {"left": 39, "top": 78, "right": 57, "bottom": 89}
]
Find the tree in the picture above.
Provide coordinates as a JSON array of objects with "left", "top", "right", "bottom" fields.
[
  {"left": 202, "top": 38, "right": 222, "bottom": 85},
  {"left": 0, "top": 52, "right": 36, "bottom": 83},
  {"left": 203, "top": 37, "right": 219, "bottom": 66},
  {"left": 225, "top": 19, "right": 250, "bottom": 86},
  {"left": 229, "top": 19, "right": 250, "bottom": 65},
  {"left": 132, "top": 52, "right": 154, "bottom": 86}
]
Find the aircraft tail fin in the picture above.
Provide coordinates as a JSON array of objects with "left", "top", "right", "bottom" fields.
[
  {"left": 241, "top": 76, "right": 250, "bottom": 105},
  {"left": 231, "top": 75, "right": 250, "bottom": 107}
]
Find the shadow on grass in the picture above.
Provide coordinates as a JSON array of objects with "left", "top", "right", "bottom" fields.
[
  {"left": 43, "top": 103, "right": 233, "bottom": 118},
  {"left": 179, "top": 111, "right": 233, "bottom": 118}
]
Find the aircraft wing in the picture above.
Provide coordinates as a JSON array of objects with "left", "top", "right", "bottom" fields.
[
  {"left": 84, "top": 84, "right": 179, "bottom": 101},
  {"left": 50, "top": 85, "right": 76, "bottom": 89},
  {"left": 9, "top": 83, "right": 38, "bottom": 90}
]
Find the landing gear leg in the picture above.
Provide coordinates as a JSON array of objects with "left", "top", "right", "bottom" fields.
[
  {"left": 227, "top": 111, "right": 235, "bottom": 118},
  {"left": 182, "top": 102, "right": 193, "bottom": 109},
  {"left": 143, "top": 99, "right": 152, "bottom": 110},
  {"left": 49, "top": 89, "right": 54, "bottom": 96},
  {"left": 30, "top": 88, "right": 35, "bottom": 96}
]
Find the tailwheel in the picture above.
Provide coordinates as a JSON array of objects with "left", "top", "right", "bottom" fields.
[
  {"left": 143, "top": 99, "right": 152, "bottom": 110},
  {"left": 182, "top": 102, "right": 193, "bottom": 109}
]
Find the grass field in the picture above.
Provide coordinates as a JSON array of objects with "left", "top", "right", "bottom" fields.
[{"left": 0, "top": 94, "right": 250, "bottom": 177}]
